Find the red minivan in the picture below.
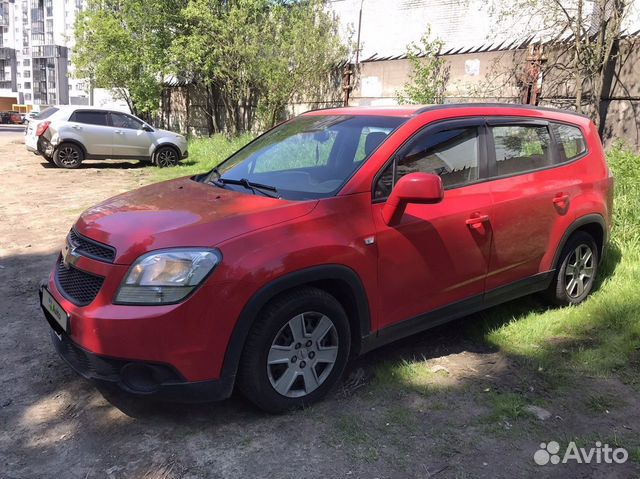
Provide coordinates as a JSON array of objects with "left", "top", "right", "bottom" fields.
[{"left": 40, "top": 104, "right": 613, "bottom": 412}]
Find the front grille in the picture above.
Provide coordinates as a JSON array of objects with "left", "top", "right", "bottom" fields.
[
  {"left": 55, "top": 258, "right": 105, "bottom": 306},
  {"left": 68, "top": 229, "right": 116, "bottom": 263}
]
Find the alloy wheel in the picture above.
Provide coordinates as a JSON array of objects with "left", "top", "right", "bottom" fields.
[
  {"left": 267, "top": 312, "right": 339, "bottom": 398},
  {"left": 157, "top": 148, "right": 178, "bottom": 167},
  {"left": 57, "top": 146, "right": 80, "bottom": 166},
  {"left": 565, "top": 243, "right": 595, "bottom": 298}
]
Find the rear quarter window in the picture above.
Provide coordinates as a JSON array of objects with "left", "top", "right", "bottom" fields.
[{"left": 551, "top": 123, "right": 587, "bottom": 162}]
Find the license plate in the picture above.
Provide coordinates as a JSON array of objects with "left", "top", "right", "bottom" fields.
[{"left": 42, "top": 288, "right": 69, "bottom": 333}]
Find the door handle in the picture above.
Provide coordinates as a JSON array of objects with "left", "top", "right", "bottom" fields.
[
  {"left": 71, "top": 125, "right": 81, "bottom": 130},
  {"left": 114, "top": 130, "right": 124, "bottom": 135},
  {"left": 466, "top": 213, "right": 490, "bottom": 227},
  {"left": 553, "top": 193, "right": 569, "bottom": 204}
]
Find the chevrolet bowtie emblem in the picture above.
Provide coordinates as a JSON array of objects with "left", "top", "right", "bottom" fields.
[{"left": 62, "top": 242, "right": 80, "bottom": 269}]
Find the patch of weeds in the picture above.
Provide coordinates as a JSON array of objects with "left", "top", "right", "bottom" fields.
[
  {"left": 480, "top": 391, "right": 534, "bottom": 425},
  {"left": 585, "top": 394, "right": 623, "bottom": 414},
  {"left": 383, "top": 405, "right": 418, "bottom": 432},
  {"left": 328, "top": 413, "right": 380, "bottom": 463},
  {"left": 630, "top": 446, "right": 640, "bottom": 463}
]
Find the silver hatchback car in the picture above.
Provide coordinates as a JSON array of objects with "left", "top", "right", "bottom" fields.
[{"left": 25, "top": 106, "right": 188, "bottom": 169}]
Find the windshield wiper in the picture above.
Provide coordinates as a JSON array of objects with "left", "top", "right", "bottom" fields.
[{"left": 217, "top": 177, "right": 280, "bottom": 199}]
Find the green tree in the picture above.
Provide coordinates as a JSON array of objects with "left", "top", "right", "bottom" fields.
[
  {"left": 396, "top": 27, "right": 449, "bottom": 105},
  {"left": 255, "top": 0, "right": 349, "bottom": 129},
  {"left": 172, "top": 0, "right": 348, "bottom": 134},
  {"left": 73, "top": 0, "right": 184, "bottom": 117},
  {"left": 486, "top": 0, "right": 633, "bottom": 130}
]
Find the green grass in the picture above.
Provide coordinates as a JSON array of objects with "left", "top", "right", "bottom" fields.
[
  {"left": 483, "top": 391, "right": 533, "bottom": 422},
  {"left": 148, "top": 134, "right": 254, "bottom": 182}
]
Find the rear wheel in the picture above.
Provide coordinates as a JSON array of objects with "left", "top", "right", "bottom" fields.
[
  {"left": 53, "top": 143, "right": 84, "bottom": 169},
  {"left": 238, "top": 287, "right": 351, "bottom": 413},
  {"left": 154, "top": 146, "right": 180, "bottom": 167},
  {"left": 545, "top": 231, "right": 598, "bottom": 306}
]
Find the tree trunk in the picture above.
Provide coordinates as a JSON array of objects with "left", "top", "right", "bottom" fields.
[{"left": 573, "top": 0, "right": 584, "bottom": 114}]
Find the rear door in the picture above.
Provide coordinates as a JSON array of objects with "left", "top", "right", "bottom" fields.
[
  {"left": 109, "top": 112, "right": 153, "bottom": 158},
  {"left": 67, "top": 110, "right": 112, "bottom": 156},
  {"left": 485, "top": 118, "right": 577, "bottom": 291},
  {"left": 372, "top": 118, "right": 494, "bottom": 330}
]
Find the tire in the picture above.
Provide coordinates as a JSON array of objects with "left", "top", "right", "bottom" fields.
[
  {"left": 545, "top": 231, "right": 599, "bottom": 306},
  {"left": 53, "top": 143, "right": 84, "bottom": 169},
  {"left": 154, "top": 146, "right": 180, "bottom": 167},
  {"left": 238, "top": 287, "right": 351, "bottom": 413}
]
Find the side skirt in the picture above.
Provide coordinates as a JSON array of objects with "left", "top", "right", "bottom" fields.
[{"left": 360, "top": 270, "right": 554, "bottom": 354}]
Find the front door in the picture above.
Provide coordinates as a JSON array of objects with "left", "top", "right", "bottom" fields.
[
  {"left": 372, "top": 119, "right": 494, "bottom": 330},
  {"left": 109, "top": 112, "right": 153, "bottom": 158}
]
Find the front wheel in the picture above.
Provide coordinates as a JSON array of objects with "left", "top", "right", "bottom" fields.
[
  {"left": 545, "top": 231, "right": 599, "bottom": 306},
  {"left": 238, "top": 287, "right": 351, "bottom": 413},
  {"left": 154, "top": 146, "right": 180, "bottom": 167}
]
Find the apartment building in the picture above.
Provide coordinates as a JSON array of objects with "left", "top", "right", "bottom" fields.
[{"left": 0, "top": 0, "right": 87, "bottom": 110}]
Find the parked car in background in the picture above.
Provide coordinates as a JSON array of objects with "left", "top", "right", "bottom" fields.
[
  {"left": 0, "top": 111, "right": 22, "bottom": 124},
  {"left": 25, "top": 106, "right": 188, "bottom": 168},
  {"left": 23, "top": 111, "right": 39, "bottom": 123},
  {"left": 40, "top": 104, "right": 613, "bottom": 412}
]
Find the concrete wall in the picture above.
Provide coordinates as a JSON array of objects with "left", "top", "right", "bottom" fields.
[{"left": 347, "top": 43, "right": 640, "bottom": 149}]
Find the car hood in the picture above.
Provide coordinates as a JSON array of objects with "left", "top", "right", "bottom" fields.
[{"left": 75, "top": 177, "right": 317, "bottom": 264}]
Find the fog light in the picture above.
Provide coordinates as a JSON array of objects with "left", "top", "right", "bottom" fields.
[{"left": 120, "top": 363, "right": 162, "bottom": 393}]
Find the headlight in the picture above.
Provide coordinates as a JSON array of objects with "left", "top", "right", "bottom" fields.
[{"left": 114, "top": 248, "right": 221, "bottom": 305}]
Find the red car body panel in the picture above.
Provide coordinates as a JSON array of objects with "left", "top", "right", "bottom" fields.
[{"left": 42, "top": 104, "right": 613, "bottom": 393}]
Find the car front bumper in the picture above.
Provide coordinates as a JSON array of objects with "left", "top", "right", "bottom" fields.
[{"left": 40, "top": 285, "right": 234, "bottom": 402}]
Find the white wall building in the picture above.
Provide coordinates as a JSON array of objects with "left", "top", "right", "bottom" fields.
[{"left": 0, "top": 0, "right": 89, "bottom": 109}]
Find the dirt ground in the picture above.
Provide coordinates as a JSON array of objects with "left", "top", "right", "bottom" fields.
[{"left": 1, "top": 130, "right": 639, "bottom": 479}]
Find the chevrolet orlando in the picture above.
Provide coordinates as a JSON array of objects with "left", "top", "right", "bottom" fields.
[{"left": 40, "top": 104, "right": 613, "bottom": 412}]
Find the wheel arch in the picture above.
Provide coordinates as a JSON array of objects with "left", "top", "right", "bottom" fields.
[
  {"left": 57, "top": 139, "right": 87, "bottom": 157},
  {"left": 152, "top": 143, "right": 181, "bottom": 163},
  {"left": 552, "top": 214, "right": 607, "bottom": 269},
  {"left": 221, "top": 264, "right": 371, "bottom": 384}
]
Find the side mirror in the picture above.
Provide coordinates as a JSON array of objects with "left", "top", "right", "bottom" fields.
[
  {"left": 142, "top": 125, "right": 154, "bottom": 132},
  {"left": 382, "top": 172, "right": 444, "bottom": 225}
]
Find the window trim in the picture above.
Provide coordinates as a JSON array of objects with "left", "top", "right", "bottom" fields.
[{"left": 371, "top": 117, "right": 489, "bottom": 203}]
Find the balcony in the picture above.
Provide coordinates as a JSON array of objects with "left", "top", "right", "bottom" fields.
[
  {"left": 0, "top": 47, "right": 15, "bottom": 61},
  {"left": 32, "top": 45, "right": 68, "bottom": 59},
  {"left": 0, "top": 80, "right": 13, "bottom": 90}
]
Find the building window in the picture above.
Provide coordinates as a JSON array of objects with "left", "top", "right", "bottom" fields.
[
  {"left": 25, "top": 93, "right": 32, "bottom": 101},
  {"left": 24, "top": 70, "right": 30, "bottom": 78},
  {"left": 25, "top": 81, "right": 31, "bottom": 89}
]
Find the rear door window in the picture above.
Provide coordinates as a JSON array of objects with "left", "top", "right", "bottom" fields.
[
  {"left": 551, "top": 123, "right": 587, "bottom": 162},
  {"left": 491, "top": 125, "right": 552, "bottom": 176},
  {"left": 70, "top": 111, "right": 109, "bottom": 126}
]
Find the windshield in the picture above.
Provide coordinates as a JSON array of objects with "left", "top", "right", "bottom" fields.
[{"left": 203, "top": 115, "right": 405, "bottom": 200}]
